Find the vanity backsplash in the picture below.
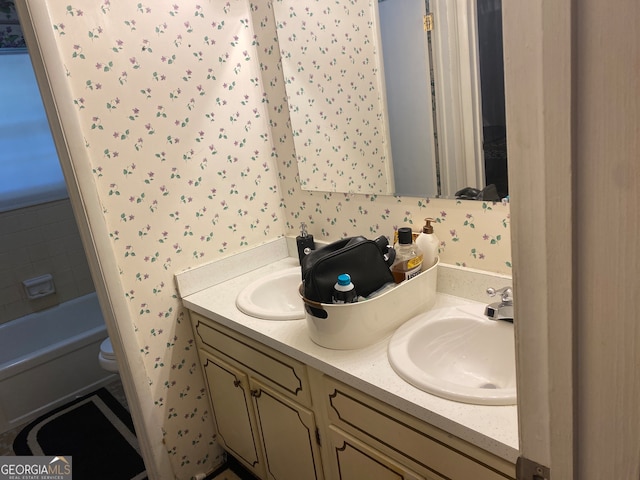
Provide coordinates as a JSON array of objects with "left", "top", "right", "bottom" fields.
[{"left": 282, "top": 194, "right": 512, "bottom": 275}]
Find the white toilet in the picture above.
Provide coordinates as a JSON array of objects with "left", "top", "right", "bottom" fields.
[{"left": 98, "top": 337, "right": 119, "bottom": 373}]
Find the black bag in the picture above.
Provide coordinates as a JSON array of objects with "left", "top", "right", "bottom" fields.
[{"left": 301, "top": 236, "right": 395, "bottom": 303}]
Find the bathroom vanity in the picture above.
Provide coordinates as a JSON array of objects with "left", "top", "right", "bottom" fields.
[{"left": 177, "top": 239, "right": 518, "bottom": 480}]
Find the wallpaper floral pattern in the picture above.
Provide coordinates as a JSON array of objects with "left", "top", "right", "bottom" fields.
[
  {"left": 29, "top": 1, "right": 510, "bottom": 479},
  {"left": 273, "top": 0, "right": 393, "bottom": 194},
  {"left": 42, "top": 1, "right": 284, "bottom": 476},
  {"left": 0, "top": 1, "right": 24, "bottom": 48}
]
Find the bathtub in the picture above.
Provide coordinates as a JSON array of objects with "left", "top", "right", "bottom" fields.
[{"left": 0, "top": 292, "right": 116, "bottom": 434}]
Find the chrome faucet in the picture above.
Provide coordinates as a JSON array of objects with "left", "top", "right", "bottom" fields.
[{"left": 484, "top": 286, "right": 514, "bottom": 322}]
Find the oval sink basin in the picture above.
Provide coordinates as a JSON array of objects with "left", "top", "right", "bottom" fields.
[
  {"left": 236, "top": 267, "right": 305, "bottom": 320},
  {"left": 388, "top": 305, "right": 516, "bottom": 405}
]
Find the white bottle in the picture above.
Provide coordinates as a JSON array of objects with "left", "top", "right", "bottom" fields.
[
  {"left": 415, "top": 218, "right": 439, "bottom": 270},
  {"left": 331, "top": 273, "right": 358, "bottom": 304}
]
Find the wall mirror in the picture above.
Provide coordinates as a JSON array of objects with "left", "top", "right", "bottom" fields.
[{"left": 273, "top": 0, "right": 508, "bottom": 199}]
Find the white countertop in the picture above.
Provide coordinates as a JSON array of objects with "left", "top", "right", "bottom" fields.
[{"left": 181, "top": 254, "right": 519, "bottom": 463}]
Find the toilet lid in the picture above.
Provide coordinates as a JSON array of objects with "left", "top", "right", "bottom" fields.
[{"left": 100, "top": 337, "right": 117, "bottom": 360}]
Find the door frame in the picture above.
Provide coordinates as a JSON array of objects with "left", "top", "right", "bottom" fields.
[{"left": 503, "top": 0, "right": 575, "bottom": 478}]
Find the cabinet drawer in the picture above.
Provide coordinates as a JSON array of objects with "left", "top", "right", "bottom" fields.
[
  {"left": 320, "top": 376, "right": 515, "bottom": 480},
  {"left": 191, "top": 312, "right": 312, "bottom": 407}
]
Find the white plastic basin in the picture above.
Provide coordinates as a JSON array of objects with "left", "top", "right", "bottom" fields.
[
  {"left": 236, "top": 267, "right": 305, "bottom": 320},
  {"left": 388, "top": 304, "right": 516, "bottom": 405}
]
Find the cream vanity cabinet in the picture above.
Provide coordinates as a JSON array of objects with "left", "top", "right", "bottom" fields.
[
  {"left": 310, "top": 372, "right": 516, "bottom": 480},
  {"left": 190, "top": 311, "right": 515, "bottom": 480},
  {"left": 191, "top": 312, "right": 324, "bottom": 480}
]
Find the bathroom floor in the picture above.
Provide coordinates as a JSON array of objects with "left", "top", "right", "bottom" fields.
[
  {"left": 0, "top": 417, "right": 27, "bottom": 456},
  {"left": 0, "top": 379, "right": 245, "bottom": 480},
  {"left": 0, "top": 378, "right": 129, "bottom": 456}
]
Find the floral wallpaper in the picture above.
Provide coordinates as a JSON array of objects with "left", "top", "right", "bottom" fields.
[
  {"left": 0, "top": 1, "right": 25, "bottom": 48},
  {"left": 27, "top": 0, "right": 510, "bottom": 479},
  {"left": 39, "top": 1, "right": 284, "bottom": 477},
  {"left": 256, "top": 2, "right": 512, "bottom": 273},
  {"left": 272, "top": 0, "right": 393, "bottom": 195}
]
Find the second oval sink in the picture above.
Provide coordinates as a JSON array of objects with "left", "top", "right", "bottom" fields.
[
  {"left": 388, "top": 305, "right": 516, "bottom": 405},
  {"left": 236, "top": 267, "right": 305, "bottom": 320}
]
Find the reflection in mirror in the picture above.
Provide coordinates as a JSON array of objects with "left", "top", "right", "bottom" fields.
[
  {"left": 273, "top": 0, "right": 394, "bottom": 195},
  {"left": 385, "top": 0, "right": 508, "bottom": 199},
  {"left": 476, "top": 0, "right": 508, "bottom": 198},
  {"left": 378, "top": 0, "right": 438, "bottom": 197},
  {"left": 275, "top": 0, "right": 508, "bottom": 199}
]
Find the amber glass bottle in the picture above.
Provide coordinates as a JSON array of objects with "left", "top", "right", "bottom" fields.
[{"left": 390, "top": 227, "right": 423, "bottom": 283}]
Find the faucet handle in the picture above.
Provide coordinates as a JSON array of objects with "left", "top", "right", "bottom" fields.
[{"left": 486, "top": 286, "right": 513, "bottom": 304}]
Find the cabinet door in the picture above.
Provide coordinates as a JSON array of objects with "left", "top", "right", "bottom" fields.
[
  {"left": 327, "top": 426, "right": 435, "bottom": 480},
  {"left": 251, "top": 378, "right": 324, "bottom": 480},
  {"left": 201, "top": 351, "right": 265, "bottom": 478}
]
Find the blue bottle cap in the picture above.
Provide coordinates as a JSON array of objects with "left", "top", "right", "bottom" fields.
[{"left": 337, "top": 273, "right": 351, "bottom": 286}]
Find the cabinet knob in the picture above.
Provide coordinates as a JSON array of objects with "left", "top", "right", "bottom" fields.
[
  {"left": 250, "top": 389, "right": 262, "bottom": 398},
  {"left": 233, "top": 379, "right": 241, "bottom": 388}
]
